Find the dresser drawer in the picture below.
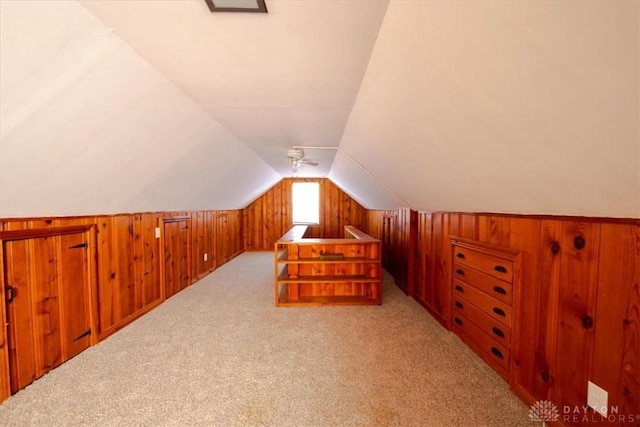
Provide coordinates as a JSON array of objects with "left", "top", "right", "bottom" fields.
[
  {"left": 453, "top": 279, "right": 512, "bottom": 326},
  {"left": 453, "top": 296, "right": 512, "bottom": 345},
  {"left": 452, "top": 262, "right": 512, "bottom": 305},
  {"left": 453, "top": 246, "right": 513, "bottom": 282},
  {"left": 451, "top": 313, "right": 511, "bottom": 377}
]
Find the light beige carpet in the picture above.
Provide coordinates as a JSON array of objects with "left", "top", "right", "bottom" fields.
[{"left": 0, "top": 252, "right": 530, "bottom": 426}]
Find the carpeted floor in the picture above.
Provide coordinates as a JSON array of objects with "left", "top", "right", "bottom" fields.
[{"left": 0, "top": 252, "right": 530, "bottom": 426}]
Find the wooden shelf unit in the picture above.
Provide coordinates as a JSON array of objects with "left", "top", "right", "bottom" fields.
[{"left": 274, "top": 225, "right": 382, "bottom": 307}]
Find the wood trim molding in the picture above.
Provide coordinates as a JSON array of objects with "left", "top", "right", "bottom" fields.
[{"left": 0, "top": 225, "right": 94, "bottom": 241}]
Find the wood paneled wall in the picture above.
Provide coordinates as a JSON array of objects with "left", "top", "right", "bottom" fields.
[
  {"left": 365, "top": 209, "right": 415, "bottom": 294},
  {"left": 243, "top": 178, "right": 367, "bottom": 250},
  {"left": 0, "top": 209, "right": 243, "bottom": 402},
  {"left": 374, "top": 209, "right": 639, "bottom": 425}
]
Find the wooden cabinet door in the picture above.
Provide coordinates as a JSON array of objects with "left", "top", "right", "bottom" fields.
[
  {"left": 4, "top": 231, "right": 91, "bottom": 394},
  {"left": 4, "top": 238, "right": 38, "bottom": 393},
  {"left": 381, "top": 215, "right": 394, "bottom": 272},
  {"left": 59, "top": 233, "right": 92, "bottom": 360},
  {"left": 216, "top": 214, "right": 229, "bottom": 267},
  {"left": 163, "top": 218, "right": 190, "bottom": 299}
]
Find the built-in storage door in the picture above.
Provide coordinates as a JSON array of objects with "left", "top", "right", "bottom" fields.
[
  {"left": 162, "top": 217, "right": 191, "bottom": 299},
  {"left": 3, "top": 229, "right": 92, "bottom": 394},
  {"left": 216, "top": 214, "right": 229, "bottom": 267},
  {"left": 382, "top": 215, "right": 394, "bottom": 269}
]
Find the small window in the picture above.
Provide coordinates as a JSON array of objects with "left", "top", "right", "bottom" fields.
[{"left": 292, "top": 182, "right": 320, "bottom": 224}]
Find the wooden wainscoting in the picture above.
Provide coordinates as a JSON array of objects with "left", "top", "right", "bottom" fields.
[
  {"left": 243, "top": 178, "right": 368, "bottom": 251},
  {"left": 0, "top": 209, "right": 244, "bottom": 402},
  {"left": 371, "top": 209, "right": 640, "bottom": 426}
]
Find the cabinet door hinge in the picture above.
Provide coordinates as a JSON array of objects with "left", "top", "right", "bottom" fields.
[
  {"left": 5, "top": 285, "right": 15, "bottom": 304},
  {"left": 72, "top": 329, "right": 91, "bottom": 342}
]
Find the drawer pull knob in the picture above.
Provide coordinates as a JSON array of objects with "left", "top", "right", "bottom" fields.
[
  {"left": 492, "top": 327, "right": 505, "bottom": 338},
  {"left": 455, "top": 285, "right": 464, "bottom": 293},
  {"left": 456, "top": 253, "right": 465, "bottom": 259},
  {"left": 494, "top": 265, "right": 507, "bottom": 273},
  {"left": 493, "top": 286, "right": 507, "bottom": 295},
  {"left": 574, "top": 236, "right": 586, "bottom": 250},
  {"left": 582, "top": 315, "right": 594, "bottom": 329},
  {"left": 455, "top": 301, "right": 464, "bottom": 309},
  {"left": 491, "top": 347, "right": 504, "bottom": 359},
  {"left": 454, "top": 317, "right": 463, "bottom": 326},
  {"left": 455, "top": 269, "right": 465, "bottom": 276},
  {"left": 493, "top": 307, "right": 506, "bottom": 317}
]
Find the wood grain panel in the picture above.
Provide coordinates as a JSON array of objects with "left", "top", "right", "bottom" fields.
[
  {"left": 0, "top": 241, "right": 8, "bottom": 402},
  {"left": 553, "top": 221, "right": 600, "bottom": 416},
  {"left": 58, "top": 232, "right": 91, "bottom": 361},
  {"left": 243, "top": 178, "right": 367, "bottom": 250},
  {"left": 162, "top": 217, "right": 191, "bottom": 299},
  {"left": 477, "top": 215, "right": 510, "bottom": 246},
  {"left": 4, "top": 239, "right": 37, "bottom": 393},
  {"left": 95, "top": 216, "right": 135, "bottom": 336},
  {"left": 32, "top": 235, "right": 62, "bottom": 374},
  {"left": 505, "top": 218, "right": 540, "bottom": 396},
  {"left": 133, "top": 214, "right": 161, "bottom": 308},
  {"left": 592, "top": 223, "right": 640, "bottom": 422}
]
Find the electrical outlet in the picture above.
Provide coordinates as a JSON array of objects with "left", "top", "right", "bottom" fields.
[
  {"left": 204, "top": 253, "right": 208, "bottom": 262},
  {"left": 155, "top": 227, "right": 161, "bottom": 239},
  {"left": 588, "top": 381, "right": 608, "bottom": 416}
]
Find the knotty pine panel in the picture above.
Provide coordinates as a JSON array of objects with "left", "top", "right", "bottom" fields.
[
  {"left": 0, "top": 209, "right": 243, "bottom": 402},
  {"left": 412, "top": 211, "right": 639, "bottom": 424},
  {"left": 505, "top": 218, "right": 543, "bottom": 403},
  {"left": 133, "top": 214, "right": 161, "bottom": 309},
  {"left": 190, "top": 211, "right": 215, "bottom": 281},
  {"left": 365, "top": 210, "right": 384, "bottom": 240},
  {"left": 96, "top": 215, "right": 135, "bottom": 337},
  {"left": 243, "top": 178, "right": 367, "bottom": 251},
  {"left": 0, "top": 248, "right": 7, "bottom": 403},
  {"left": 477, "top": 215, "right": 511, "bottom": 246},
  {"left": 554, "top": 222, "right": 600, "bottom": 415},
  {"left": 592, "top": 223, "right": 640, "bottom": 422}
]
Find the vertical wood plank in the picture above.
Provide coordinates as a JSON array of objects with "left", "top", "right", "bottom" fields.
[
  {"left": 507, "top": 218, "right": 541, "bottom": 398},
  {"left": 592, "top": 223, "right": 640, "bottom": 420},
  {"left": 553, "top": 221, "right": 600, "bottom": 415},
  {"left": 32, "top": 235, "right": 61, "bottom": 375},
  {"left": 58, "top": 232, "right": 91, "bottom": 360}
]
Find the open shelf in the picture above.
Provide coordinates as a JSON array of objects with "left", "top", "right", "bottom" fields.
[
  {"left": 274, "top": 225, "right": 382, "bottom": 307},
  {"left": 277, "top": 271, "right": 379, "bottom": 283}
]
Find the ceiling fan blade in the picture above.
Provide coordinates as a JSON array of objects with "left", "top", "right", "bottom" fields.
[{"left": 302, "top": 159, "right": 319, "bottom": 166}]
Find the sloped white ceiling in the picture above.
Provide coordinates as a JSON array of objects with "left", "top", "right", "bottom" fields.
[
  {"left": 0, "top": 0, "right": 280, "bottom": 217},
  {"left": 2, "top": 1, "right": 638, "bottom": 218},
  {"left": 79, "top": 0, "right": 389, "bottom": 179},
  {"left": 340, "top": 0, "right": 639, "bottom": 218}
]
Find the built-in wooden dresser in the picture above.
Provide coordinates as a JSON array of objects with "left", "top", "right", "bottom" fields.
[
  {"left": 450, "top": 236, "right": 521, "bottom": 381},
  {"left": 274, "top": 225, "right": 382, "bottom": 307}
]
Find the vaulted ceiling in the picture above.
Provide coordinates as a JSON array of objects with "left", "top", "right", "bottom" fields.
[{"left": 1, "top": 0, "right": 638, "bottom": 218}]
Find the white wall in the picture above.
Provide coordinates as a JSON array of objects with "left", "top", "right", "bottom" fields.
[
  {"left": 340, "top": 1, "right": 639, "bottom": 217},
  {"left": 0, "top": 0, "right": 280, "bottom": 218}
]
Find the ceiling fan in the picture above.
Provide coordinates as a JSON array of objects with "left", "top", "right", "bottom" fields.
[{"left": 286, "top": 148, "right": 318, "bottom": 173}]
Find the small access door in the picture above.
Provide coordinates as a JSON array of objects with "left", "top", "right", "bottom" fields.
[
  {"left": 161, "top": 217, "right": 191, "bottom": 299},
  {"left": 3, "top": 227, "right": 93, "bottom": 394}
]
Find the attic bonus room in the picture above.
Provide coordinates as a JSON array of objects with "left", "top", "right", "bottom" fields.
[{"left": 0, "top": 1, "right": 638, "bottom": 426}]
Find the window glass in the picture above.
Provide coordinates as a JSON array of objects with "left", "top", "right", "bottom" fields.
[{"left": 292, "top": 182, "right": 320, "bottom": 224}]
